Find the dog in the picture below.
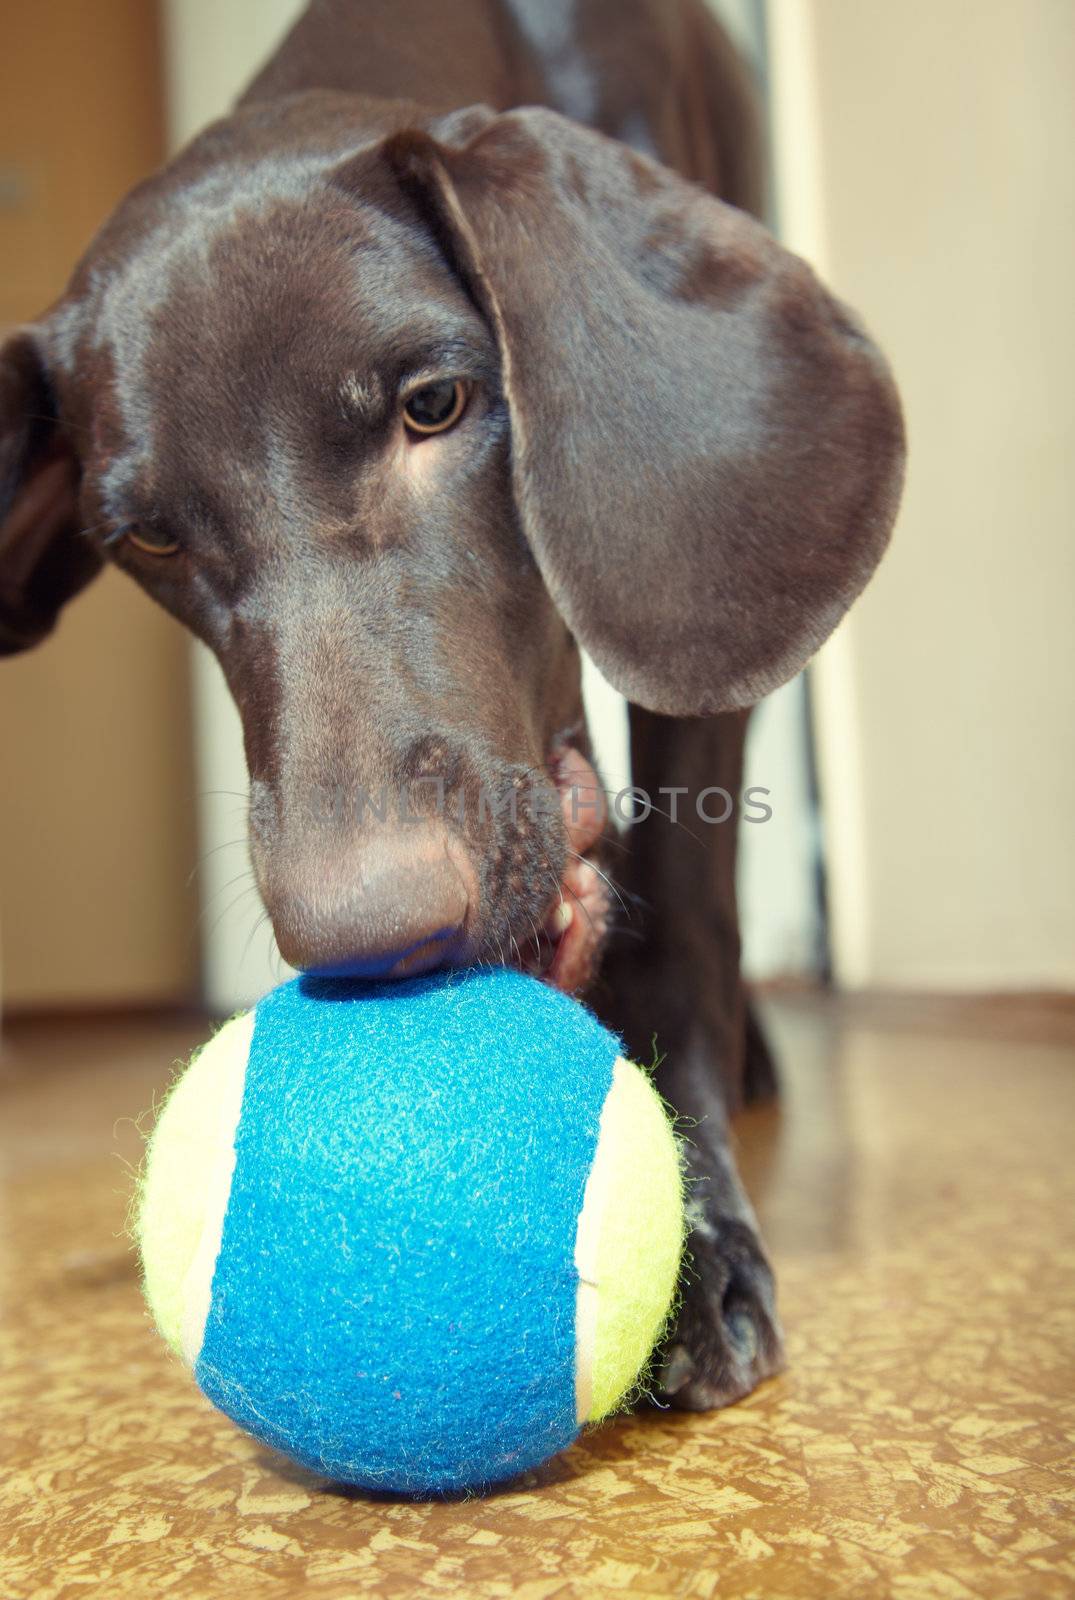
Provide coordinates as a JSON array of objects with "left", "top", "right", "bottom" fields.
[{"left": 0, "top": 0, "right": 904, "bottom": 1410}]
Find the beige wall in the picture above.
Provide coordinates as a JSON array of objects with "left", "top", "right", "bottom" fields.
[
  {"left": 770, "top": 0, "right": 1075, "bottom": 990},
  {"left": 0, "top": 0, "right": 199, "bottom": 1009},
  {"left": 0, "top": 573, "right": 198, "bottom": 1007}
]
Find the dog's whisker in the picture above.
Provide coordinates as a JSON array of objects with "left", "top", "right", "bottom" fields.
[
  {"left": 237, "top": 909, "right": 272, "bottom": 976},
  {"left": 24, "top": 412, "right": 91, "bottom": 440},
  {"left": 592, "top": 784, "right": 706, "bottom": 848},
  {"left": 197, "top": 789, "right": 252, "bottom": 804},
  {"left": 523, "top": 910, "right": 544, "bottom": 955},
  {"left": 564, "top": 848, "right": 632, "bottom": 921},
  {"left": 535, "top": 847, "right": 598, "bottom": 937},
  {"left": 195, "top": 867, "right": 259, "bottom": 919},
  {"left": 185, "top": 837, "right": 251, "bottom": 887},
  {"left": 202, "top": 883, "right": 261, "bottom": 946},
  {"left": 592, "top": 828, "right": 630, "bottom": 854}
]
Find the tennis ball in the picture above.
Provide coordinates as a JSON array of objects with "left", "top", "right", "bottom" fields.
[{"left": 135, "top": 967, "right": 685, "bottom": 1497}]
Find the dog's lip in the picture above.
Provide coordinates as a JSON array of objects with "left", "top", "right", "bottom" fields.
[
  {"left": 545, "top": 900, "right": 583, "bottom": 988},
  {"left": 548, "top": 742, "right": 608, "bottom": 857},
  {"left": 515, "top": 741, "right": 611, "bottom": 993},
  {"left": 541, "top": 854, "right": 608, "bottom": 992}
]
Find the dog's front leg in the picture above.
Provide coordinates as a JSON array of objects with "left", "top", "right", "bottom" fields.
[{"left": 594, "top": 706, "right": 785, "bottom": 1409}]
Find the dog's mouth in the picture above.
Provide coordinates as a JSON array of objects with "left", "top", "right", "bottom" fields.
[
  {"left": 378, "top": 763, "right": 611, "bottom": 992},
  {"left": 515, "top": 743, "right": 612, "bottom": 995},
  {"left": 265, "top": 741, "right": 613, "bottom": 993},
  {"left": 516, "top": 851, "right": 610, "bottom": 992}
]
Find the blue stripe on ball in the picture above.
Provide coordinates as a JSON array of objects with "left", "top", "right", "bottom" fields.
[{"left": 194, "top": 966, "right": 623, "bottom": 1495}]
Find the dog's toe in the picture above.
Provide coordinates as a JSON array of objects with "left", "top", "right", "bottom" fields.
[{"left": 654, "top": 1216, "right": 785, "bottom": 1411}]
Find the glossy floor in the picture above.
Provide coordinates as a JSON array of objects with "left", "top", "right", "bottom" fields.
[{"left": 1, "top": 993, "right": 1072, "bottom": 1599}]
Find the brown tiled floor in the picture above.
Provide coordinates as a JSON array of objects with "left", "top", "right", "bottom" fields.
[{"left": 1, "top": 994, "right": 1073, "bottom": 1599}]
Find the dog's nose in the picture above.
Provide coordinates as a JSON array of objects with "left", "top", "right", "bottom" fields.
[{"left": 268, "top": 826, "right": 473, "bottom": 979}]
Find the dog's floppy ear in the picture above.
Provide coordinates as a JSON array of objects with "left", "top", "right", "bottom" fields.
[
  {"left": 388, "top": 108, "right": 905, "bottom": 715},
  {"left": 0, "top": 329, "right": 97, "bottom": 657}
]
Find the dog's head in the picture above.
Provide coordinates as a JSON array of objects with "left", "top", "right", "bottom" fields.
[{"left": 0, "top": 95, "right": 904, "bottom": 989}]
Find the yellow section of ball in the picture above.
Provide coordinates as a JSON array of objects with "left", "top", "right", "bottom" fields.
[
  {"left": 135, "top": 1010, "right": 254, "bottom": 1362},
  {"left": 575, "top": 1056, "right": 686, "bottom": 1422}
]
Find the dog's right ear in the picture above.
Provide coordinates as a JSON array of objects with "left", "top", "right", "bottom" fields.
[
  {"left": 0, "top": 329, "right": 98, "bottom": 656},
  {"left": 386, "top": 109, "right": 904, "bottom": 717}
]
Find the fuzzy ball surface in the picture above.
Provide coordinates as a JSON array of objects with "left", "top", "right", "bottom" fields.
[{"left": 137, "top": 967, "right": 684, "bottom": 1496}]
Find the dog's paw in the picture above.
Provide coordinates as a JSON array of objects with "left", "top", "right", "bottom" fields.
[{"left": 655, "top": 1212, "right": 785, "bottom": 1411}]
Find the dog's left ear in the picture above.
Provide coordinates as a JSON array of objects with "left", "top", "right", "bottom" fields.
[
  {"left": 387, "top": 108, "right": 905, "bottom": 715},
  {"left": 0, "top": 329, "right": 96, "bottom": 657}
]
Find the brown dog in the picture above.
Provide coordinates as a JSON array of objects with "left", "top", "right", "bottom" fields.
[{"left": 0, "top": 0, "right": 903, "bottom": 1409}]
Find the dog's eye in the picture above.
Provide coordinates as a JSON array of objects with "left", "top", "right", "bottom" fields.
[
  {"left": 125, "top": 524, "right": 180, "bottom": 557},
  {"left": 402, "top": 379, "right": 468, "bottom": 437}
]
